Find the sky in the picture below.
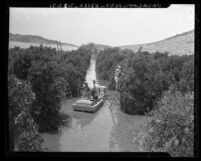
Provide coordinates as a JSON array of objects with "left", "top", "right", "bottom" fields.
[{"left": 9, "top": 4, "right": 194, "bottom": 46}]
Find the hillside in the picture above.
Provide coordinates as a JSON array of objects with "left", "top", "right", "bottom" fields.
[
  {"left": 9, "top": 33, "right": 78, "bottom": 47},
  {"left": 93, "top": 44, "right": 111, "bottom": 50},
  {"left": 118, "top": 30, "right": 194, "bottom": 56},
  {"left": 9, "top": 30, "right": 194, "bottom": 55}
]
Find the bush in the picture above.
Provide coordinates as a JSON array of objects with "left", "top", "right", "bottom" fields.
[
  {"left": 178, "top": 57, "right": 194, "bottom": 94},
  {"left": 9, "top": 45, "right": 91, "bottom": 132},
  {"left": 108, "top": 75, "right": 116, "bottom": 90},
  {"left": 96, "top": 47, "right": 194, "bottom": 115},
  {"left": 96, "top": 47, "right": 129, "bottom": 84},
  {"left": 8, "top": 74, "right": 44, "bottom": 151},
  {"left": 59, "top": 45, "right": 91, "bottom": 96},
  {"left": 119, "top": 54, "right": 170, "bottom": 115},
  {"left": 28, "top": 61, "right": 67, "bottom": 131},
  {"left": 139, "top": 89, "right": 194, "bottom": 157},
  {"left": 13, "top": 53, "right": 32, "bottom": 80}
]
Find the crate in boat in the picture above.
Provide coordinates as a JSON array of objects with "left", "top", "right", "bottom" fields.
[{"left": 72, "top": 98, "right": 104, "bottom": 113}]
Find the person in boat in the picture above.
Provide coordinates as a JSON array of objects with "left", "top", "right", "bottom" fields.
[
  {"left": 82, "top": 82, "right": 91, "bottom": 99},
  {"left": 91, "top": 80, "right": 98, "bottom": 100}
]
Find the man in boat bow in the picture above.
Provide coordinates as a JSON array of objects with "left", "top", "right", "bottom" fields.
[
  {"left": 91, "top": 80, "right": 98, "bottom": 100},
  {"left": 82, "top": 82, "right": 91, "bottom": 99}
]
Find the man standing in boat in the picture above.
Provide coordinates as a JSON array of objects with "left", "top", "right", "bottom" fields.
[{"left": 91, "top": 80, "right": 98, "bottom": 100}]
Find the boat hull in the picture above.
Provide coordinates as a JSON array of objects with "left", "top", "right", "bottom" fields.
[{"left": 72, "top": 99, "right": 104, "bottom": 113}]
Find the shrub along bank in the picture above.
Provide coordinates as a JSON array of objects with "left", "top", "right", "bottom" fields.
[
  {"left": 8, "top": 44, "right": 92, "bottom": 151},
  {"left": 96, "top": 48, "right": 194, "bottom": 156},
  {"left": 96, "top": 49, "right": 194, "bottom": 115}
]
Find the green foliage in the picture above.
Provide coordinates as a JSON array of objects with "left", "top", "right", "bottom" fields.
[
  {"left": 9, "top": 45, "right": 91, "bottom": 132},
  {"left": 140, "top": 89, "right": 194, "bottom": 157},
  {"left": 178, "top": 57, "right": 194, "bottom": 94},
  {"left": 96, "top": 47, "right": 194, "bottom": 115},
  {"left": 8, "top": 74, "right": 44, "bottom": 151},
  {"left": 13, "top": 53, "right": 32, "bottom": 80},
  {"left": 59, "top": 46, "right": 91, "bottom": 97},
  {"left": 119, "top": 54, "right": 170, "bottom": 115},
  {"left": 28, "top": 61, "right": 67, "bottom": 131},
  {"left": 96, "top": 47, "right": 194, "bottom": 156},
  {"left": 96, "top": 47, "right": 131, "bottom": 89},
  {"left": 108, "top": 76, "right": 116, "bottom": 90}
]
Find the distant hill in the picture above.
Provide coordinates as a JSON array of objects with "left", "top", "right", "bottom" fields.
[
  {"left": 9, "top": 33, "right": 78, "bottom": 47},
  {"left": 118, "top": 30, "right": 194, "bottom": 56},
  {"left": 93, "top": 44, "right": 111, "bottom": 50},
  {"left": 9, "top": 30, "right": 194, "bottom": 55}
]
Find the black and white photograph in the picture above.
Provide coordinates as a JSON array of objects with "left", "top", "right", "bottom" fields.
[{"left": 8, "top": 4, "right": 195, "bottom": 157}]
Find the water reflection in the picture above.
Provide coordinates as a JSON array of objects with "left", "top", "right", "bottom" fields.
[
  {"left": 72, "top": 111, "right": 96, "bottom": 127},
  {"left": 58, "top": 104, "right": 114, "bottom": 152},
  {"left": 109, "top": 107, "right": 148, "bottom": 152},
  {"left": 85, "top": 56, "right": 98, "bottom": 88}
]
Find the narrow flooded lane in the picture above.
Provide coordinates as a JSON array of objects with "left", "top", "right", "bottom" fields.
[
  {"left": 85, "top": 56, "right": 98, "bottom": 88},
  {"left": 41, "top": 56, "right": 149, "bottom": 152}
]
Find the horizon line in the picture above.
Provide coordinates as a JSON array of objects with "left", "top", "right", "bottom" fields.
[{"left": 9, "top": 28, "right": 194, "bottom": 47}]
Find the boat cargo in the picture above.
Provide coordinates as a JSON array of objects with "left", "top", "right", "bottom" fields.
[{"left": 72, "top": 98, "right": 104, "bottom": 113}]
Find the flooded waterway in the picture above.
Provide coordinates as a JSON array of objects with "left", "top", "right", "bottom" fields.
[{"left": 40, "top": 56, "right": 149, "bottom": 152}]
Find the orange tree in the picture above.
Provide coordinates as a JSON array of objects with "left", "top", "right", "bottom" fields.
[
  {"left": 8, "top": 74, "right": 44, "bottom": 151},
  {"left": 96, "top": 47, "right": 131, "bottom": 89},
  {"left": 9, "top": 45, "right": 91, "bottom": 132},
  {"left": 118, "top": 53, "right": 171, "bottom": 115},
  {"left": 140, "top": 89, "right": 194, "bottom": 157}
]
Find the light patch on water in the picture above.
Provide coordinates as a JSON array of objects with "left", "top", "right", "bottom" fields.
[{"left": 85, "top": 57, "right": 100, "bottom": 88}]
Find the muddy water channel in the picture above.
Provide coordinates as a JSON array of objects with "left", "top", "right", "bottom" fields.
[{"left": 41, "top": 56, "right": 149, "bottom": 152}]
